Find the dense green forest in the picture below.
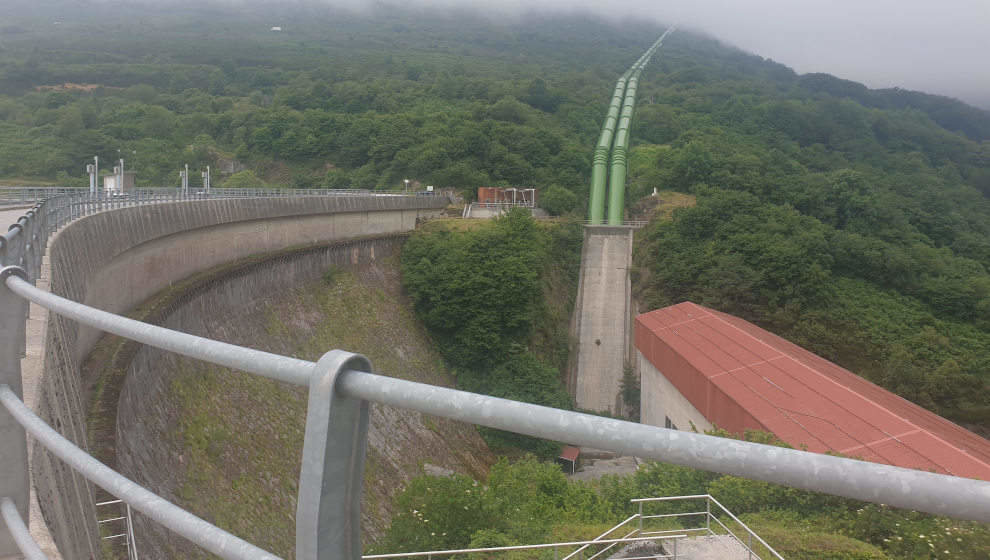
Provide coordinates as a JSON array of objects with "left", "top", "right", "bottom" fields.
[
  {"left": 402, "top": 212, "right": 582, "bottom": 456},
  {"left": 620, "top": 32, "right": 990, "bottom": 430},
  {"left": 0, "top": 1, "right": 665, "bottom": 192}
]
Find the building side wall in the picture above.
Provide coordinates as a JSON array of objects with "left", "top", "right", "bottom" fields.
[{"left": 638, "top": 350, "right": 713, "bottom": 433}]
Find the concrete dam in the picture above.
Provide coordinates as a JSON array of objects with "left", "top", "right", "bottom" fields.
[{"left": 13, "top": 194, "right": 498, "bottom": 558}]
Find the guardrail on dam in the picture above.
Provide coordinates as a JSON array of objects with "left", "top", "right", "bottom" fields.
[{"left": 1, "top": 190, "right": 989, "bottom": 560}]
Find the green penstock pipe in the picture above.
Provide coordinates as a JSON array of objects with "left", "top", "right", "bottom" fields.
[
  {"left": 608, "top": 72, "right": 638, "bottom": 225},
  {"left": 589, "top": 74, "right": 628, "bottom": 224},
  {"left": 589, "top": 28, "right": 673, "bottom": 225},
  {"left": 605, "top": 28, "right": 672, "bottom": 224}
]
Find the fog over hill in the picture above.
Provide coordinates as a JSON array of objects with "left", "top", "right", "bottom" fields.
[
  {"left": 420, "top": 0, "right": 990, "bottom": 110},
  {"left": 34, "top": 0, "right": 984, "bottom": 110}
]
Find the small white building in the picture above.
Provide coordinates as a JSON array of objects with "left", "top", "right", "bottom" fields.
[
  {"left": 270, "top": 26, "right": 282, "bottom": 32},
  {"left": 103, "top": 171, "right": 136, "bottom": 194}
]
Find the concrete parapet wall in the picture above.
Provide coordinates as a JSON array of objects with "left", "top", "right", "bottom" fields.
[
  {"left": 34, "top": 196, "right": 445, "bottom": 559},
  {"left": 571, "top": 226, "right": 634, "bottom": 414}
]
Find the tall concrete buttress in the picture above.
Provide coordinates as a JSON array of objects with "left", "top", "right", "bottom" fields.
[{"left": 569, "top": 226, "right": 635, "bottom": 414}]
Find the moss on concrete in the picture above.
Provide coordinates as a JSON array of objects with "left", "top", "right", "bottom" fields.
[{"left": 157, "top": 258, "right": 493, "bottom": 557}]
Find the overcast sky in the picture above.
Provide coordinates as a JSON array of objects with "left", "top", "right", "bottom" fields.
[{"left": 417, "top": 0, "right": 990, "bottom": 110}]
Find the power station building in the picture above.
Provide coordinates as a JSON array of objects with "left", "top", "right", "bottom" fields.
[{"left": 635, "top": 302, "right": 990, "bottom": 481}]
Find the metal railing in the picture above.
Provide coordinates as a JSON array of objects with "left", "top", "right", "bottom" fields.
[
  {"left": 473, "top": 201, "right": 537, "bottom": 208},
  {"left": 362, "top": 534, "right": 686, "bottom": 560},
  {"left": 97, "top": 499, "right": 138, "bottom": 560},
  {"left": 561, "top": 514, "right": 640, "bottom": 560},
  {"left": 0, "top": 186, "right": 419, "bottom": 207},
  {"left": 0, "top": 193, "right": 989, "bottom": 559},
  {"left": 374, "top": 495, "right": 776, "bottom": 560},
  {"left": 463, "top": 201, "right": 537, "bottom": 218},
  {"left": 632, "top": 495, "right": 784, "bottom": 560},
  {"left": 2, "top": 496, "right": 46, "bottom": 560},
  {"left": 583, "top": 219, "right": 648, "bottom": 228}
]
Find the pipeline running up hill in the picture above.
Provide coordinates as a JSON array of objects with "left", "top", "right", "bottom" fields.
[{"left": 589, "top": 27, "right": 674, "bottom": 225}]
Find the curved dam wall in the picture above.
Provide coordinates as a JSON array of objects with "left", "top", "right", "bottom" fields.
[
  {"left": 113, "top": 236, "right": 493, "bottom": 557},
  {"left": 36, "top": 196, "right": 446, "bottom": 559}
]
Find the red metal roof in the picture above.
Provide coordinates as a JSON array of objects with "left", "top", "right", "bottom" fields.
[
  {"left": 559, "top": 446, "right": 580, "bottom": 462},
  {"left": 635, "top": 302, "right": 990, "bottom": 481}
]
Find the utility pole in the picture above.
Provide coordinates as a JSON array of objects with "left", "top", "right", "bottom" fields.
[
  {"left": 86, "top": 157, "right": 97, "bottom": 195},
  {"left": 201, "top": 166, "right": 211, "bottom": 194},
  {"left": 119, "top": 158, "right": 124, "bottom": 193}
]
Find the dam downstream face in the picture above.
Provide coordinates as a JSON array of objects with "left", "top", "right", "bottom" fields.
[
  {"left": 28, "top": 197, "right": 446, "bottom": 558},
  {"left": 88, "top": 237, "right": 493, "bottom": 558}
]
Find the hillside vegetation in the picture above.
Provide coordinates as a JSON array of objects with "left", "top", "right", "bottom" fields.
[
  {"left": 402, "top": 212, "right": 583, "bottom": 455},
  {"left": 623, "top": 32, "right": 990, "bottom": 430},
  {"left": 377, "top": 433, "right": 990, "bottom": 559}
]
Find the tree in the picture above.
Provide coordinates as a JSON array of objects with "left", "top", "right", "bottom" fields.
[
  {"left": 223, "top": 170, "right": 266, "bottom": 188},
  {"left": 540, "top": 184, "right": 577, "bottom": 216},
  {"left": 402, "top": 209, "right": 545, "bottom": 370}
]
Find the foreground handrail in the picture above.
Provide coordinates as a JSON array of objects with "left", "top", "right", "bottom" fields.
[
  {"left": 336, "top": 367, "right": 990, "bottom": 522},
  {"left": 4, "top": 271, "right": 990, "bottom": 523},
  {"left": 3, "top": 271, "right": 312, "bottom": 386},
  {"left": 707, "top": 494, "right": 783, "bottom": 560},
  {"left": 0, "top": 385, "right": 279, "bottom": 560},
  {"left": 1, "top": 497, "right": 47, "bottom": 560},
  {"left": 560, "top": 513, "right": 639, "bottom": 560},
  {"left": 633, "top": 494, "right": 783, "bottom": 559},
  {"left": 362, "top": 534, "right": 687, "bottom": 559}
]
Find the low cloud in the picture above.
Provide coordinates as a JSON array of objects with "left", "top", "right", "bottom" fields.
[
  {"left": 40, "top": 0, "right": 990, "bottom": 109},
  {"left": 410, "top": 0, "right": 990, "bottom": 109}
]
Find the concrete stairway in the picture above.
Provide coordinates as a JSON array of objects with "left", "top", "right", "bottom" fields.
[
  {"left": 610, "top": 534, "right": 755, "bottom": 560},
  {"left": 669, "top": 534, "right": 755, "bottom": 559}
]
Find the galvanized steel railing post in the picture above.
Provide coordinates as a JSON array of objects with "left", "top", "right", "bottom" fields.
[
  {"left": 296, "top": 350, "right": 372, "bottom": 560},
  {"left": 126, "top": 502, "right": 138, "bottom": 560},
  {"left": 637, "top": 502, "right": 642, "bottom": 532},
  {"left": 0, "top": 266, "right": 29, "bottom": 557},
  {"left": 1, "top": 497, "right": 45, "bottom": 560}
]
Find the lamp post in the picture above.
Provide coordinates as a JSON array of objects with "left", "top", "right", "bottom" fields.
[{"left": 404, "top": 179, "right": 409, "bottom": 194}]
